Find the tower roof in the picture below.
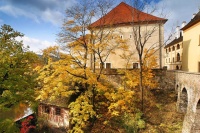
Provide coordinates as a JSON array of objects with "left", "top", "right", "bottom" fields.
[{"left": 90, "top": 2, "right": 167, "bottom": 28}]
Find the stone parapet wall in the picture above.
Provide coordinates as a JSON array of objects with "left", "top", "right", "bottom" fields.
[
  {"left": 175, "top": 71, "right": 200, "bottom": 133},
  {"left": 103, "top": 68, "right": 176, "bottom": 90},
  {"left": 153, "top": 69, "right": 176, "bottom": 90},
  {"left": 103, "top": 69, "right": 200, "bottom": 132}
]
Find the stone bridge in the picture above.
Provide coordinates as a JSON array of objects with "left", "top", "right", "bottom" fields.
[
  {"left": 104, "top": 69, "right": 200, "bottom": 133},
  {"left": 142, "top": 70, "right": 200, "bottom": 133},
  {"left": 176, "top": 71, "right": 200, "bottom": 133}
]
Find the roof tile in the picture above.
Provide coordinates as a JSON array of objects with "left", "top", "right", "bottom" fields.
[{"left": 90, "top": 2, "right": 167, "bottom": 28}]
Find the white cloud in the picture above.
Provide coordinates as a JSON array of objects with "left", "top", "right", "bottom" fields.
[
  {"left": 41, "top": 8, "right": 64, "bottom": 26},
  {"left": 0, "top": 5, "right": 40, "bottom": 23},
  {"left": 0, "top": 0, "right": 77, "bottom": 26},
  {"left": 17, "top": 36, "right": 58, "bottom": 54},
  {"left": 155, "top": 0, "right": 200, "bottom": 33},
  {"left": 145, "top": 0, "right": 200, "bottom": 42}
]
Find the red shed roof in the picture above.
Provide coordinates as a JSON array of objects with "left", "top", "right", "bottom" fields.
[{"left": 90, "top": 2, "right": 167, "bottom": 28}]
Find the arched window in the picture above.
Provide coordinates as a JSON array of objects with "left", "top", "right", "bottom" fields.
[
  {"left": 176, "top": 65, "right": 179, "bottom": 70},
  {"left": 169, "top": 47, "right": 171, "bottom": 52},
  {"left": 177, "top": 53, "right": 180, "bottom": 61},
  {"left": 173, "top": 57, "right": 174, "bottom": 63},
  {"left": 172, "top": 46, "right": 175, "bottom": 51},
  {"left": 166, "top": 49, "right": 168, "bottom": 53},
  {"left": 177, "top": 44, "right": 180, "bottom": 49}
]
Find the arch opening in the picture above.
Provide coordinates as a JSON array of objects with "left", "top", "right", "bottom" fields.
[
  {"left": 197, "top": 99, "right": 200, "bottom": 109},
  {"left": 179, "top": 87, "right": 188, "bottom": 113}
]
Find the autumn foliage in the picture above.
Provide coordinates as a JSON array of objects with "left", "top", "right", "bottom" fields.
[{"left": 20, "top": 116, "right": 35, "bottom": 133}]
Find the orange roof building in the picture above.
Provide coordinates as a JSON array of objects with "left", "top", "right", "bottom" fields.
[
  {"left": 89, "top": 2, "right": 168, "bottom": 69},
  {"left": 90, "top": 2, "right": 167, "bottom": 28}
]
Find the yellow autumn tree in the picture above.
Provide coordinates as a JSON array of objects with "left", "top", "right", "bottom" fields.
[
  {"left": 35, "top": 1, "right": 133, "bottom": 132},
  {"left": 119, "top": 49, "right": 158, "bottom": 112}
]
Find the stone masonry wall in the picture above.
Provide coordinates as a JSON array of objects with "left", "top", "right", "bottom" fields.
[
  {"left": 104, "top": 69, "right": 176, "bottom": 90},
  {"left": 176, "top": 71, "right": 200, "bottom": 133},
  {"left": 104, "top": 69, "right": 200, "bottom": 133}
]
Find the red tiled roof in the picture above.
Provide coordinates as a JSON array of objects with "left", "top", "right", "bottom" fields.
[{"left": 90, "top": 2, "right": 167, "bottom": 28}]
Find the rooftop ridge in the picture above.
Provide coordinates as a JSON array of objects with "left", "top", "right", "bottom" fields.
[{"left": 90, "top": 2, "right": 167, "bottom": 28}]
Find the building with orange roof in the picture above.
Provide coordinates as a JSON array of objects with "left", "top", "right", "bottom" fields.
[{"left": 89, "top": 2, "right": 167, "bottom": 69}]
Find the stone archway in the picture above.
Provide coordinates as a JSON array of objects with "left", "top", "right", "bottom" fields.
[
  {"left": 192, "top": 99, "right": 200, "bottom": 131},
  {"left": 179, "top": 87, "right": 188, "bottom": 113},
  {"left": 197, "top": 100, "right": 200, "bottom": 109}
]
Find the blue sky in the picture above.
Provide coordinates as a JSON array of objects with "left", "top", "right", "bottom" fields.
[{"left": 0, "top": 0, "right": 200, "bottom": 53}]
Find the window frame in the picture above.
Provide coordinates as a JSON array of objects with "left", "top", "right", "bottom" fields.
[
  {"left": 44, "top": 106, "right": 50, "bottom": 114},
  {"left": 172, "top": 46, "right": 175, "bottom": 51},
  {"left": 177, "top": 53, "right": 180, "bottom": 62},
  {"left": 55, "top": 108, "right": 61, "bottom": 116},
  {"left": 133, "top": 62, "right": 139, "bottom": 69},
  {"left": 177, "top": 44, "right": 180, "bottom": 49},
  {"left": 106, "top": 62, "right": 111, "bottom": 69}
]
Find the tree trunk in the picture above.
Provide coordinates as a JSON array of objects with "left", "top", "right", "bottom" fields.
[{"left": 139, "top": 56, "right": 144, "bottom": 113}]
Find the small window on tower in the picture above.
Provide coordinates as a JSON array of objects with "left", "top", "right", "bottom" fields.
[
  {"left": 133, "top": 63, "right": 138, "bottom": 69},
  {"left": 106, "top": 63, "right": 111, "bottom": 69}
]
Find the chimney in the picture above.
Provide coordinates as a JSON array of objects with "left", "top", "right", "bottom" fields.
[
  {"left": 176, "top": 26, "right": 180, "bottom": 39},
  {"left": 192, "top": 13, "right": 196, "bottom": 19},
  {"left": 181, "top": 21, "right": 186, "bottom": 36},
  {"left": 182, "top": 21, "right": 186, "bottom": 28}
]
